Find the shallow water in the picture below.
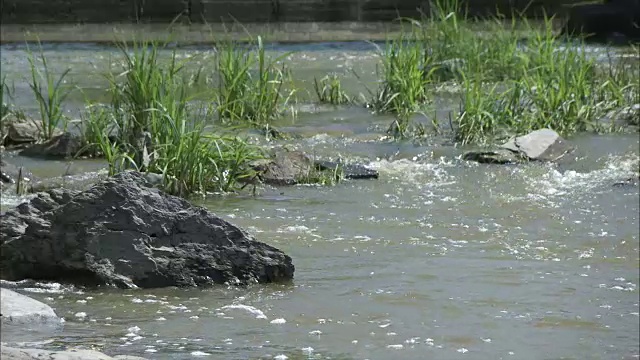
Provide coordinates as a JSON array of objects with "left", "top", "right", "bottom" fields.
[{"left": 1, "top": 41, "right": 639, "bottom": 360}]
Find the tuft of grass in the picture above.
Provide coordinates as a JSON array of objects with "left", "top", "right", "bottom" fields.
[
  {"left": 364, "top": 19, "right": 438, "bottom": 139},
  {"left": 370, "top": 24, "right": 431, "bottom": 114},
  {"left": 1, "top": 75, "right": 10, "bottom": 122},
  {"left": 81, "top": 38, "right": 267, "bottom": 197},
  {"left": 214, "top": 36, "right": 296, "bottom": 129},
  {"left": 313, "top": 74, "right": 352, "bottom": 105},
  {"left": 413, "top": 0, "right": 639, "bottom": 143},
  {"left": 26, "top": 41, "right": 73, "bottom": 140}
]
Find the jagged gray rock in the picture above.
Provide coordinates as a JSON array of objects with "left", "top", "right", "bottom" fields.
[
  {"left": 0, "top": 171, "right": 294, "bottom": 289},
  {"left": 500, "top": 129, "right": 574, "bottom": 162}
]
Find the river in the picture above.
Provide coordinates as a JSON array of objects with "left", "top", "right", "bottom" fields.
[{"left": 1, "top": 41, "right": 639, "bottom": 360}]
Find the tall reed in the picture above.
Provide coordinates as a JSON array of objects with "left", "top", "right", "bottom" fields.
[{"left": 26, "top": 42, "right": 73, "bottom": 140}]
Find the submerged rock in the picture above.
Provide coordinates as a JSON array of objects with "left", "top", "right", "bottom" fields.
[
  {"left": 20, "top": 132, "right": 85, "bottom": 159},
  {"left": 462, "top": 149, "right": 522, "bottom": 164},
  {"left": 463, "top": 129, "right": 574, "bottom": 165},
  {"left": 0, "top": 345, "right": 147, "bottom": 360},
  {"left": 613, "top": 175, "right": 640, "bottom": 188},
  {"left": 315, "top": 160, "right": 379, "bottom": 180},
  {"left": 1, "top": 289, "right": 63, "bottom": 327},
  {"left": 0, "top": 171, "right": 295, "bottom": 289},
  {"left": 249, "top": 148, "right": 379, "bottom": 185}
]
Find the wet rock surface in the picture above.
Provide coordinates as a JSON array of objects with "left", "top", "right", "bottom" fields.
[
  {"left": 1, "top": 289, "right": 63, "bottom": 327},
  {"left": 315, "top": 160, "right": 379, "bottom": 180},
  {"left": 462, "top": 148, "right": 522, "bottom": 164},
  {"left": 501, "top": 129, "right": 574, "bottom": 162},
  {"left": 250, "top": 148, "right": 379, "bottom": 185},
  {"left": 251, "top": 149, "right": 313, "bottom": 186},
  {"left": 0, "top": 171, "right": 295, "bottom": 289},
  {"left": 20, "top": 132, "right": 86, "bottom": 159},
  {"left": 613, "top": 175, "right": 640, "bottom": 188},
  {"left": 463, "top": 129, "right": 575, "bottom": 165}
]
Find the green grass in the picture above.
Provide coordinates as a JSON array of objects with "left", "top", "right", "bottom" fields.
[
  {"left": 213, "top": 35, "right": 296, "bottom": 130},
  {"left": 26, "top": 41, "right": 73, "bottom": 140},
  {"left": 1, "top": 75, "right": 12, "bottom": 144},
  {"left": 3, "top": 11, "right": 637, "bottom": 200},
  {"left": 80, "top": 39, "right": 266, "bottom": 197},
  {"left": 366, "top": 21, "right": 434, "bottom": 138},
  {"left": 368, "top": 0, "right": 639, "bottom": 142},
  {"left": 1, "top": 75, "right": 10, "bottom": 122},
  {"left": 313, "top": 74, "right": 352, "bottom": 105}
]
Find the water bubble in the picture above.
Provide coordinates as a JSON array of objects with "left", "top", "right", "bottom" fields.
[{"left": 190, "top": 351, "right": 211, "bottom": 356}]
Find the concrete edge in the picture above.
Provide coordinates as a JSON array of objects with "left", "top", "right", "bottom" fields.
[
  {"left": 0, "top": 20, "right": 560, "bottom": 44},
  {"left": 0, "top": 22, "right": 404, "bottom": 44}
]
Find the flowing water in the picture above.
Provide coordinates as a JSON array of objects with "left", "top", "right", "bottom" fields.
[{"left": 1, "top": 41, "right": 639, "bottom": 360}]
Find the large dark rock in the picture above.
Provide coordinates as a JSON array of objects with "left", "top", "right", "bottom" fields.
[
  {"left": 463, "top": 129, "right": 574, "bottom": 165},
  {"left": 20, "top": 132, "right": 86, "bottom": 159},
  {"left": 0, "top": 171, "right": 294, "bottom": 289},
  {"left": 561, "top": 0, "right": 640, "bottom": 44}
]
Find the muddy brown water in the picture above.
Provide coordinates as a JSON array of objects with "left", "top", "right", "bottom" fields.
[{"left": 1, "top": 41, "right": 639, "bottom": 360}]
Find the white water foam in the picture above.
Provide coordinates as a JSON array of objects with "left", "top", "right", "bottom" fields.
[
  {"left": 368, "top": 158, "right": 456, "bottom": 186},
  {"left": 219, "top": 304, "right": 268, "bottom": 320},
  {"left": 0, "top": 193, "right": 36, "bottom": 208},
  {"left": 526, "top": 154, "right": 639, "bottom": 200}
]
